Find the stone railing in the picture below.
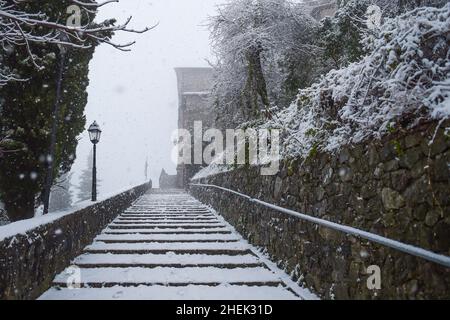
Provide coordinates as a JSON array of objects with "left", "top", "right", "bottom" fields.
[
  {"left": 190, "top": 120, "right": 450, "bottom": 299},
  {"left": 0, "top": 181, "right": 151, "bottom": 300}
]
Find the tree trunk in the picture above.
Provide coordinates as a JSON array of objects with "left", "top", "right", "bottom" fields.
[{"left": 243, "top": 46, "right": 270, "bottom": 120}]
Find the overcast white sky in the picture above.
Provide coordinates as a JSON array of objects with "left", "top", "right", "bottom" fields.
[{"left": 71, "top": 0, "right": 225, "bottom": 199}]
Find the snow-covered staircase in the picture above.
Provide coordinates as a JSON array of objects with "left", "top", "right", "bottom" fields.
[{"left": 39, "top": 190, "right": 314, "bottom": 300}]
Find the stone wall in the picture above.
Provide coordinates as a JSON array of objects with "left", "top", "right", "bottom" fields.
[
  {"left": 0, "top": 182, "right": 151, "bottom": 300},
  {"left": 190, "top": 120, "right": 450, "bottom": 299}
]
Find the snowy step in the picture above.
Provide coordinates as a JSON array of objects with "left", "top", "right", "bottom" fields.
[
  {"left": 118, "top": 214, "right": 216, "bottom": 218},
  {"left": 129, "top": 206, "right": 206, "bottom": 209},
  {"left": 126, "top": 207, "right": 209, "bottom": 209},
  {"left": 39, "top": 285, "right": 298, "bottom": 300},
  {"left": 121, "top": 214, "right": 215, "bottom": 218},
  {"left": 125, "top": 211, "right": 212, "bottom": 214},
  {"left": 113, "top": 220, "right": 220, "bottom": 224},
  {"left": 109, "top": 223, "right": 226, "bottom": 229},
  {"left": 73, "top": 253, "right": 263, "bottom": 268},
  {"left": 53, "top": 267, "right": 283, "bottom": 287},
  {"left": 103, "top": 227, "right": 232, "bottom": 235},
  {"left": 126, "top": 208, "right": 209, "bottom": 211},
  {"left": 115, "top": 217, "right": 218, "bottom": 222},
  {"left": 124, "top": 212, "right": 211, "bottom": 215},
  {"left": 107, "top": 225, "right": 227, "bottom": 230},
  {"left": 113, "top": 221, "right": 221, "bottom": 225},
  {"left": 95, "top": 233, "right": 241, "bottom": 243},
  {"left": 125, "top": 208, "right": 210, "bottom": 211},
  {"left": 85, "top": 241, "right": 252, "bottom": 255}
]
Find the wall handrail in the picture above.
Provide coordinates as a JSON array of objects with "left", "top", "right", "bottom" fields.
[{"left": 190, "top": 183, "right": 450, "bottom": 268}]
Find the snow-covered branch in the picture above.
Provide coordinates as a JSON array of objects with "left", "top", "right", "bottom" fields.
[
  {"left": 209, "top": 0, "right": 319, "bottom": 127},
  {"left": 0, "top": 0, "right": 156, "bottom": 84},
  {"left": 263, "top": 4, "right": 450, "bottom": 159}
]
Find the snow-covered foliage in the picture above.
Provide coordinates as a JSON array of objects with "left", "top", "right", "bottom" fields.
[
  {"left": 209, "top": 0, "right": 319, "bottom": 128},
  {"left": 318, "top": 0, "right": 448, "bottom": 72},
  {"left": 318, "top": 0, "right": 372, "bottom": 69},
  {"left": 263, "top": 4, "right": 450, "bottom": 158},
  {"left": 374, "top": 0, "right": 448, "bottom": 17}
]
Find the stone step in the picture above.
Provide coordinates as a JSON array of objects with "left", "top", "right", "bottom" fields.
[
  {"left": 124, "top": 208, "right": 210, "bottom": 210},
  {"left": 39, "top": 285, "right": 298, "bottom": 300},
  {"left": 103, "top": 228, "right": 232, "bottom": 235},
  {"left": 85, "top": 242, "right": 252, "bottom": 255},
  {"left": 121, "top": 214, "right": 215, "bottom": 217},
  {"left": 115, "top": 217, "right": 218, "bottom": 222},
  {"left": 107, "top": 224, "right": 227, "bottom": 230},
  {"left": 126, "top": 207, "right": 209, "bottom": 209},
  {"left": 52, "top": 267, "right": 283, "bottom": 287},
  {"left": 95, "top": 233, "right": 241, "bottom": 242},
  {"left": 98, "top": 239, "right": 240, "bottom": 244},
  {"left": 86, "top": 241, "right": 250, "bottom": 251},
  {"left": 114, "top": 221, "right": 221, "bottom": 225},
  {"left": 109, "top": 223, "right": 226, "bottom": 228},
  {"left": 122, "top": 212, "right": 213, "bottom": 214},
  {"left": 115, "top": 218, "right": 220, "bottom": 221},
  {"left": 73, "top": 253, "right": 264, "bottom": 268}
]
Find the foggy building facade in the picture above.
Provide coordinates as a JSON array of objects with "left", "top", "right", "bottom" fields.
[
  {"left": 174, "top": 67, "right": 215, "bottom": 188},
  {"left": 159, "top": 169, "right": 178, "bottom": 189}
]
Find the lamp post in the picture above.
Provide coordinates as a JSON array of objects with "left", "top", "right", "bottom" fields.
[{"left": 88, "top": 121, "right": 102, "bottom": 202}]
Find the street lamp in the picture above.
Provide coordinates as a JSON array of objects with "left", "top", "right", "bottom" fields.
[{"left": 88, "top": 121, "right": 102, "bottom": 201}]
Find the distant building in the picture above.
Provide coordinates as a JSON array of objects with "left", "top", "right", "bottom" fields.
[
  {"left": 159, "top": 169, "right": 178, "bottom": 189},
  {"left": 174, "top": 67, "right": 215, "bottom": 188}
]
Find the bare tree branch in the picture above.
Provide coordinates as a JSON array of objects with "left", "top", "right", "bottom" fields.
[{"left": 0, "top": 0, "right": 156, "bottom": 84}]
